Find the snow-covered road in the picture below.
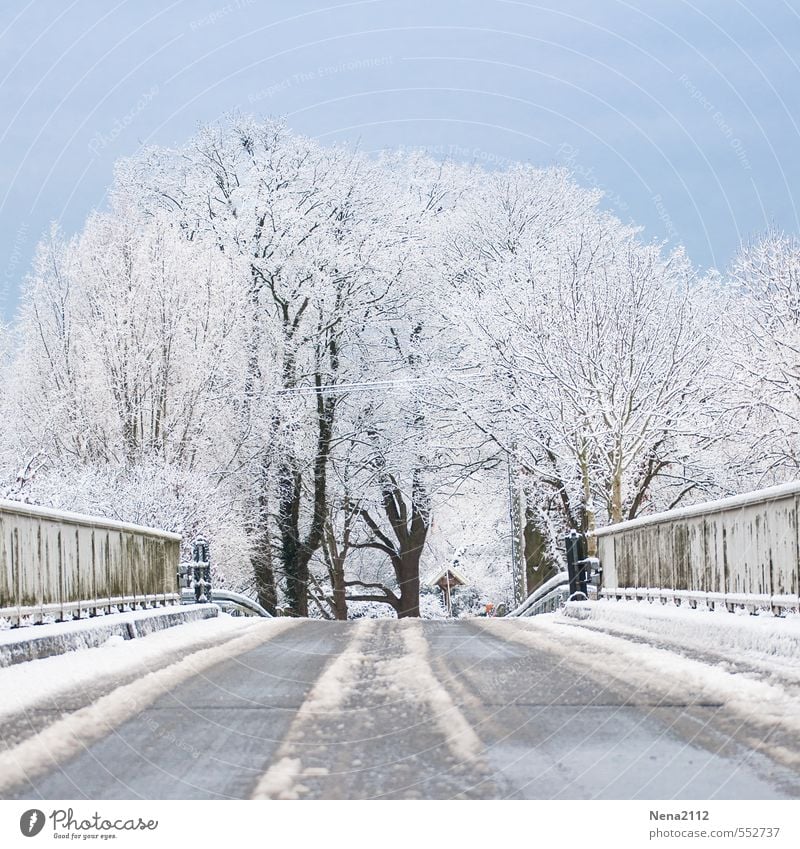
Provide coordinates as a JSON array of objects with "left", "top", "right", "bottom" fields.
[{"left": 2, "top": 612, "right": 799, "bottom": 800}]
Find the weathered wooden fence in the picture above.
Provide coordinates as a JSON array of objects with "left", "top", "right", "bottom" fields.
[
  {"left": 0, "top": 499, "right": 181, "bottom": 626},
  {"left": 594, "top": 482, "right": 800, "bottom": 613}
]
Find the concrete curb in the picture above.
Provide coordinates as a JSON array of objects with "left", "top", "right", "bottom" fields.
[{"left": 0, "top": 604, "right": 219, "bottom": 667}]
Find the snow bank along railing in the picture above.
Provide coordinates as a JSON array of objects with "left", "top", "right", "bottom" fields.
[
  {"left": 180, "top": 588, "right": 272, "bottom": 618},
  {"left": 0, "top": 499, "right": 181, "bottom": 626},
  {"left": 592, "top": 481, "right": 800, "bottom": 615},
  {"left": 506, "top": 571, "right": 570, "bottom": 617}
]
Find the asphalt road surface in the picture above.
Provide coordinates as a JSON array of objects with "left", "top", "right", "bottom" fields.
[{"left": 5, "top": 619, "right": 800, "bottom": 800}]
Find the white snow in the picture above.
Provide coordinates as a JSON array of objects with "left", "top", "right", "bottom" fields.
[
  {"left": 0, "top": 497, "right": 181, "bottom": 540},
  {"left": 391, "top": 622, "right": 483, "bottom": 763},
  {"left": 592, "top": 479, "right": 800, "bottom": 537},
  {"left": 251, "top": 619, "right": 485, "bottom": 798},
  {"left": 506, "top": 570, "right": 569, "bottom": 617},
  {"left": 252, "top": 757, "right": 306, "bottom": 800},
  {"left": 0, "top": 617, "right": 299, "bottom": 794},
  {"left": 250, "top": 620, "right": 374, "bottom": 799},
  {"left": 561, "top": 599, "right": 800, "bottom": 679},
  {"left": 0, "top": 603, "right": 199, "bottom": 643},
  {"left": 476, "top": 612, "right": 800, "bottom": 766},
  {"left": 0, "top": 612, "right": 260, "bottom": 720}
]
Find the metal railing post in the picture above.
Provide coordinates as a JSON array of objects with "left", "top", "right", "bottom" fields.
[
  {"left": 192, "top": 536, "right": 212, "bottom": 604},
  {"left": 565, "top": 530, "right": 588, "bottom": 599}
]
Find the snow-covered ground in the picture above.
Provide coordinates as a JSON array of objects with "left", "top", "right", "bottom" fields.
[
  {"left": 3, "top": 614, "right": 800, "bottom": 800},
  {"left": 0, "top": 613, "right": 269, "bottom": 720},
  {"left": 0, "top": 614, "right": 299, "bottom": 795},
  {"left": 560, "top": 599, "right": 800, "bottom": 685},
  {"left": 0, "top": 603, "right": 213, "bottom": 644},
  {"left": 476, "top": 600, "right": 800, "bottom": 771}
]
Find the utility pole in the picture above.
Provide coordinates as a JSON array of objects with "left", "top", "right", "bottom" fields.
[{"left": 507, "top": 453, "right": 527, "bottom": 606}]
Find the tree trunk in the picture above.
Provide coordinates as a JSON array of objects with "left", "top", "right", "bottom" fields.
[
  {"left": 332, "top": 567, "right": 348, "bottom": 620},
  {"left": 397, "top": 560, "right": 421, "bottom": 618},
  {"left": 523, "top": 509, "right": 560, "bottom": 594},
  {"left": 252, "top": 520, "right": 278, "bottom": 616},
  {"left": 610, "top": 467, "right": 623, "bottom": 523},
  {"left": 278, "top": 465, "right": 305, "bottom": 616},
  {"left": 358, "top": 469, "right": 428, "bottom": 618},
  {"left": 278, "top": 374, "right": 335, "bottom": 617},
  {"left": 324, "top": 523, "right": 349, "bottom": 620},
  {"left": 578, "top": 448, "right": 595, "bottom": 534}
]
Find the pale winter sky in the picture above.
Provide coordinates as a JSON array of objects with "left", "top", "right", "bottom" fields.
[{"left": 1, "top": 0, "right": 799, "bottom": 319}]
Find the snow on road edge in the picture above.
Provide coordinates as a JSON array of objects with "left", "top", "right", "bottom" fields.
[
  {"left": 0, "top": 618, "right": 299, "bottom": 795},
  {"left": 476, "top": 617, "right": 800, "bottom": 764},
  {"left": 0, "top": 614, "right": 261, "bottom": 721},
  {"left": 563, "top": 600, "right": 800, "bottom": 678}
]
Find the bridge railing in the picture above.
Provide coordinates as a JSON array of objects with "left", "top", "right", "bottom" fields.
[
  {"left": 593, "top": 481, "right": 800, "bottom": 614},
  {"left": 0, "top": 499, "right": 181, "bottom": 626},
  {"left": 505, "top": 571, "right": 571, "bottom": 617},
  {"left": 180, "top": 588, "right": 272, "bottom": 618}
]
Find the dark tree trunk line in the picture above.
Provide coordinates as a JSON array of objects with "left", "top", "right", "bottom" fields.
[
  {"left": 279, "top": 375, "right": 335, "bottom": 616},
  {"left": 356, "top": 468, "right": 429, "bottom": 618},
  {"left": 522, "top": 504, "right": 560, "bottom": 595},
  {"left": 322, "top": 516, "right": 351, "bottom": 620},
  {"left": 251, "top": 470, "right": 278, "bottom": 615}
]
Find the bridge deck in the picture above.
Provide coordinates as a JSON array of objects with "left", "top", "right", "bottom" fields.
[{"left": 3, "top": 618, "right": 798, "bottom": 800}]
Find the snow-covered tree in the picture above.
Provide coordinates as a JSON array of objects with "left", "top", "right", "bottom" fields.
[
  {"left": 4, "top": 118, "right": 794, "bottom": 617},
  {"left": 441, "top": 166, "right": 723, "bottom": 564},
  {"left": 723, "top": 231, "right": 800, "bottom": 484}
]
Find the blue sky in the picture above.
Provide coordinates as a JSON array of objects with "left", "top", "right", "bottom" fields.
[{"left": 2, "top": 0, "right": 799, "bottom": 318}]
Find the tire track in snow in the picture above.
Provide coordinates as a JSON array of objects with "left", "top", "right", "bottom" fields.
[
  {"left": 393, "top": 622, "right": 483, "bottom": 763},
  {"left": 0, "top": 619, "right": 299, "bottom": 796},
  {"left": 250, "top": 620, "right": 487, "bottom": 799},
  {"left": 250, "top": 619, "right": 375, "bottom": 799},
  {"left": 476, "top": 617, "right": 800, "bottom": 770}
]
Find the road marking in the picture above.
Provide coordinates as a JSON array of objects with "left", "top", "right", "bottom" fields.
[{"left": 0, "top": 619, "right": 300, "bottom": 796}]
